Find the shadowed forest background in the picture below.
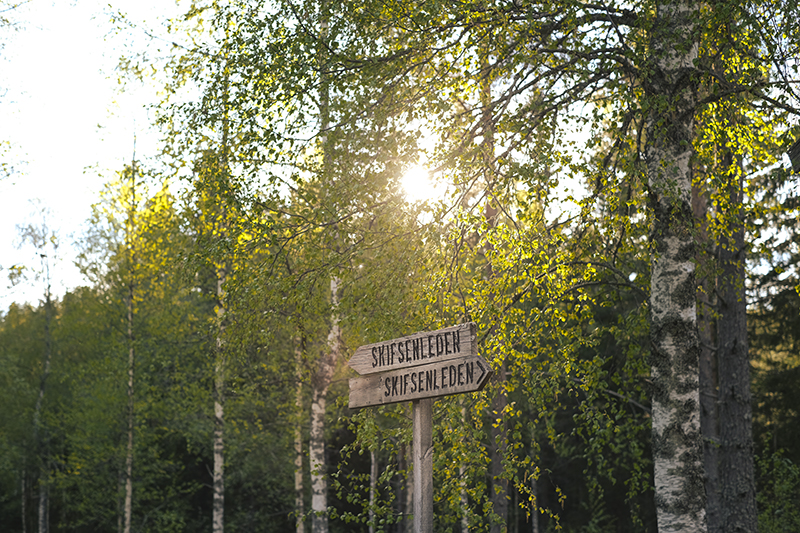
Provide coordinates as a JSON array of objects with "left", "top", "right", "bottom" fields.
[{"left": 2, "top": 0, "right": 800, "bottom": 532}]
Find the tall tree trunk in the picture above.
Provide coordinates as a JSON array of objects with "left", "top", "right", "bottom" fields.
[
  {"left": 310, "top": 4, "right": 337, "bottom": 531},
  {"left": 369, "top": 448, "right": 377, "bottom": 533},
  {"left": 396, "top": 442, "right": 411, "bottom": 533},
  {"left": 22, "top": 469, "right": 27, "bottom": 533},
  {"left": 123, "top": 292, "right": 134, "bottom": 533},
  {"left": 489, "top": 387, "right": 507, "bottom": 533},
  {"left": 34, "top": 272, "right": 52, "bottom": 533},
  {"left": 405, "top": 443, "right": 413, "bottom": 533},
  {"left": 716, "top": 152, "right": 757, "bottom": 532},
  {"left": 37, "top": 482, "right": 47, "bottom": 533},
  {"left": 295, "top": 337, "right": 306, "bottom": 533},
  {"left": 213, "top": 267, "right": 227, "bottom": 533},
  {"left": 123, "top": 159, "right": 136, "bottom": 533},
  {"left": 117, "top": 470, "right": 124, "bottom": 533},
  {"left": 460, "top": 461, "right": 469, "bottom": 533},
  {"left": 645, "top": 0, "right": 707, "bottom": 530},
  {"left": 460, "top": 405, "right": 469, "bottom": 533},
  {"left": 310, "top": 277, "right": 338, "bottom": 533},
  {"left": 309, "top": 357, "right": 332, "bottom": 533},
  {"left": 480, "top": 46, "right": 508, "bottom": 533},
  {"left": 694, "top": 183, "right": 721, "bottom": 533},
  {"left": 212, "top": 61, "right": 233, "bottom": 533},
  {"left": 530, "top": 475, "right": 539, "bottom": 533}
]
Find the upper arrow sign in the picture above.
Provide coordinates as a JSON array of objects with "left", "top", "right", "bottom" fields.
[
  {"left": 347, "top": 322, "right": 477, "bottom": 376},
  {"left": 348, "top": 355, "right": 493, "bottom": 409}
]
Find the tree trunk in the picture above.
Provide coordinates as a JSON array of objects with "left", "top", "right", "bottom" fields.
[
  {"left": 530, "top": 475, "right": 539, "bottom": 533},
  {"left": 309, "top": 357, "right": 332, "bottom": 533},
  {"left": 310, "top": 4, "right": 337, "bottom": 531},
  {"left": 33, "top": 258, "right": 53, "bottom": 533},
  {"left": 716, "top": 154, "right": 757, "bottom": 532},
  {"left": 117, "top": 469, "right": 124, "bottom": 533},
  {"left": 213, "top": 268, "right": 227, "bottom": 533},
  {"left": 37, "top": 480, "right": 47, "bottom": 533},
  {"left": 310, "top": 277, "right": 338, "bottom": 533},
  {"left": 369, "top": 448, "right": 377, "bottom": 533},
  {"left": 212, "top": 61, "right": 233, "bottom": 533},
  {"left": 460, "top": 461, "right": 469, "bottom": 533},
  {"left": 123, "top": 160, "right": 136, "bottom": 533},
  {"left": 123, "top": 284, "right": 134, "bottom": 533},
  {"left": 489, "top": 385, "right": 508, "bottom": 533},
  {"left": 646, "top": 0, "right": 706, "bottom": 530},
  {"left": 461, "top": 405, "right": 469, "bottom": 533},
  {"left": 480, "top": 46, "right": 508, "bottom": 533},
  {"left": 694, "top": 183, "right": 721, "bottom": 533},
  {"left": 295, "top": 338, "right": 305, "bottom": 533},
  {"left": 397, "top": 442, "right": 411, "bottom": 533},
  {"left": 405, "top": 443, "right": 413, "bottom": 533},
  {"left": 21, "top": 469, "right": 27, "bottom": 533}
]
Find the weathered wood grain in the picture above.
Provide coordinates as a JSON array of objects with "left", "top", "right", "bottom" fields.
[
  {"left": 347, "top": 322, "right": 477, "bottom": 376},
  {"left": 348, "top": 355, "right": 491, "bottom": 409}
]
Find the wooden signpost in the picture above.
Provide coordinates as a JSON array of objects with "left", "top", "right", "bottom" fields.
[
  {"left": 348, "top": 355, "right": 491, "bottom": 408},
  {"left": 347, "top": 322, "right": 491, "bottom": 533}
]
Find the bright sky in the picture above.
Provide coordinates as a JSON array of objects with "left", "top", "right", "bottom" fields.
[
  {"left": 0, "top": 1, "right": 588, "bottom": 313},
  {"left": 1, "top": 0, "right": 180, "bottom": 311}
]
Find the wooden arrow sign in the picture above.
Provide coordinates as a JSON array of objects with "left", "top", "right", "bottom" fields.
[
  {"left": 347, "top": 322, "right": 477, "bottom": 376},
  {"left": 348, "top": 355, "right": 492, "bottom": 409}
]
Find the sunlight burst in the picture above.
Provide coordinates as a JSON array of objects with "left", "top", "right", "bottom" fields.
[{"left": 400, "top": 164, "right": 447, "bottom": 204}]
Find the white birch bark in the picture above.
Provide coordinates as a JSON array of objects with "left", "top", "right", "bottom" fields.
[
  {"left": 295, "top": 415, "right": 305, "bottom": 533},
  {"left": 212, "top": 64, "right": 232, "bottom": 533},
  {"left": 295, "top": 337, "right": 305, "bottom": 533},
  {"left": 37, "top": 482, "right": 47, "bottom": 533},
  {"left": 123, "top": 160, "right": 136, "bottom": 533},
  {"left": 123, "top": 300, "right": 134, "bottom": 533},
  {"left": 530, "top": 475, "right": 539, "bottom": 533},
  {"left": 36, "top": 291, "right": 52, "bottom": 533},
  {"left": 25, "top": 226, "right": 55, "bottom": 533},
  {"left": 645, "top": 1, "right": 707, "bottom": 531},
  {"left": 310, "top": 4, "right": 337, "bottom": 531},
  {"left": 213, "top": 268, "right": 226, "bottom": 533},
  {"left": 310, "top": 278, "right": 338, "bottom": 533},
  {"left": 646, "top": 1, "right": 706, "bottom": 530},
  {"left": 309, "top": 369, "right": 330, "bottom": 533}
]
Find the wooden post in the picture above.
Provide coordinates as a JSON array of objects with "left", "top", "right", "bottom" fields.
[
  {"left": 347, "top": 325, "right": 485, "bottom": 533},
  {"left": 413, "top": 399, "right": 433, "bottom": 533}
]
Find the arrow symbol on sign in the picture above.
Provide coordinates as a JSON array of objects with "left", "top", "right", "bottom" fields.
[
  {"left": 349, "top": 355, "right": 493, "bottom": 409},
  {"left": 477, "top": 359, "right": 487, "bottom": 384}
]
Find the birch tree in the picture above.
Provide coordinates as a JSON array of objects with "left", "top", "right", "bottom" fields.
[
  {"left": 644, "top": 0, "right": 706, "bottom": 529},
  {"left": 13, "top": 204, "right": 60, "bottom": 533}
]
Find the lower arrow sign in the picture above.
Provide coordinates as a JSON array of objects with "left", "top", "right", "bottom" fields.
[{"left": 348, "top": 355, "right": 493, "bottom": 409}]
